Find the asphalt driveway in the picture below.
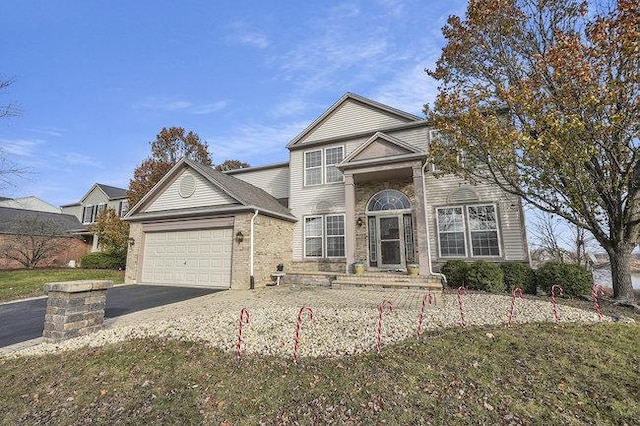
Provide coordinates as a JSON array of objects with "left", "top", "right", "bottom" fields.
[{"left": 0, "top": 285, "right": 220, "bottom": 348}]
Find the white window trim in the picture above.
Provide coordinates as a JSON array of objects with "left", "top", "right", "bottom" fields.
[
  {"left": 303, "top": 213, "right": 346, "bottom": 258},
  {"left": 466, "top": 203, "right": 501, "bottom": 257},
  {"left": 303, "top": 146, "right": 345, "bottom": 187},
  {"left": 324, "top": 146, "right": 344, "bottom": 184},
  {"left": 436, "top": 203, "right": 502, "bottom": 258},
  {"left": 304, "top": 150, "right": 323, "bottom": 187},
  {"left": 436, "top": 206, "right": 467, "bottom": 258},
  {"left": 82, "top": 205, "right": 94, "bottom": 224}
]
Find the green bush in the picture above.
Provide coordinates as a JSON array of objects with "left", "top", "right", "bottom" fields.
[
  {"left": 534, "top": 262, "right": 593, "bottom": 297},
  {"left": 500, "top": 262, "right": 536, "bottom": 294},
  {"left": 441, "top": 260, "right": 469, "bottom": 288},
  {"left": 81, "top": 251, "right": 127, "bottom": 270},
  {"left": 466, "top": 261, "right": 505, "bottom": 293}
]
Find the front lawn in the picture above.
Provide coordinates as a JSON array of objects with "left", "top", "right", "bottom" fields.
[
  {"left": 0, "top": 269, "right": 125, "bottom": 302},
  {"left": 0, "top": 323, "right": 637, "bottom": 424}
]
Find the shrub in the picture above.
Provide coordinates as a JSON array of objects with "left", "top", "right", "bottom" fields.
[
  {"left": 534, "top": 262, "right": 593, "bottom": 297},
  {"left": 466, "top": 261, "right": 505, "bottom": 293},
  {"left": 500, "top": 262, "right": 536, "bottom": 294},
  {"left": 81, "top": 251, "right": 127, "bottom": 269},
  {"left": 440, "top": 260, "right": 469, "bottom": 288}
]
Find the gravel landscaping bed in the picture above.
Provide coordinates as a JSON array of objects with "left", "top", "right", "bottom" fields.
[{"left": 3, "top": 290, "right": 620, "bottom": 359}]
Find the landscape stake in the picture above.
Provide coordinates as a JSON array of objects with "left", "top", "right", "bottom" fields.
[
  {"left": 415, "top": 292, "right": 434, "bottom": 338},
  {"left": 592, "top": 284, "right": 606, "bottom": 321},
  {"left": 293, "top": 306, "right": 313, "bottom": 362},
  {"left": 377, "top": 299, "right": 393, "bottom": 354},
  {"left": 507, "top": 287, "right": 523, "bottom": 327},
  {"left": 237, "top": 307, "right": 250, "bottom": 360},
  {"left": 457, "top": 286, "right": 468, "bottom": 328},
  {"left": 551, "top": 284, "right": 564, "bottom": 323}
]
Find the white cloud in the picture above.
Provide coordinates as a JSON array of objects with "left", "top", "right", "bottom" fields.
[
  {"left": 134, "top": 97, "right": 228, "bottom": 115},
  {"left": 226, "top": 23, "right": 269, "bottom": 49},
  {"left": 29, "top": 127, "right": 65, "bottom": 137},
  {"left": 50, "top": 152, "right": 103, "bottom": 168},
  {"left": 0, "top": 138, "right": 42, "bottom": 156},
  {"left": 207, "top": 120, "right": 308, "bottom": 165}
]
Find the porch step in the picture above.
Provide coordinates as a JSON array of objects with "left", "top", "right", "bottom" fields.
[{"left": 332, "top": 272, "right": 443, "bottom": 290}]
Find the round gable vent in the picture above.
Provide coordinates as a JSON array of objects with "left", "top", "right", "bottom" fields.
[{"left": 179, "top": 174, "right": 196, "bottom": 198}]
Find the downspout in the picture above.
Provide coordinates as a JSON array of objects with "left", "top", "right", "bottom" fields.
[
  {"left": 421, "top": 162, "right": 447, "bottom": 289},
  {"left": 249, "top": 209, "right": 259, "bottom": 290}
]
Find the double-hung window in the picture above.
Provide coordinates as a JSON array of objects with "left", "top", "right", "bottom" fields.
[
  {"left": 304, "top": 146, "right": 344, "bottom": 186},
  {"left": 304, "top": 214, "right": 345, "bottom": 258},
  {"left": 437, "top": 204, "right": 500, "bottom": 257},
  {"left": 82, "top": 206, "right": 95, "bottom": 224},
  {"left": 118, "top": 200, "right": 129, "bottom": 217}
]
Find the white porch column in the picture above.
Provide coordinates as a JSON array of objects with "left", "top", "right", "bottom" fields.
[
  {"left": 412, "top": 165, "right": 430, "bottom": 273},
  {"left": 344, "top": 173, "right": 356, "bottom": 273}
]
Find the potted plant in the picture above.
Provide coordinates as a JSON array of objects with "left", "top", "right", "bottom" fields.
[
  {"left": 407, "top": 263, "right": 420, "bottom": 276},
  {"left": 354, "top": 261, "right": 366, "bottom": 275}
]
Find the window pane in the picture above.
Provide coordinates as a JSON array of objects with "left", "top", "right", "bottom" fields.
[
  {"left": 326, "top": 215, "right": 344, "bottom": 236},
  {"left": 325, "top": 165, "right": 343, "bottom": 183},
  {"left": 471, "top": 231, "right": 500, "bottom": 256},
  {"left": 305, "top": 237, "right": 323, "bottom": 257},
  {"left": 367, "top": 190, "right": 411, "bottom": 211},
  {"left": 404, "top": 214, "right": 415, "bottom": 263},
  {"left": 305, "top": 168, "right": 321, "bottom": 185},
  {"left": 468, "top": 205, "right": 496, "bottom": 231},
  {"left": 438, "top": 207, "right": 464, "bottom": 232},
  {"left": 325, "top": 147, "right": 343, "bottom": 183},
  {"left": 305, "top": 150, "right": 322, "bottom": 168},
  {"left": 439, "top": 232, "right": 466, "bottom": 256},
  {"left": 327, "top": 236, "right": 345, "bottom": 257},
  {"left": 304, "top": 217, "right": 323, "bottom": 237}
]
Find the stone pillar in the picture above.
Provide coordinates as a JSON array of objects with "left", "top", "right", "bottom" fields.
[
  {"left": 344, "top": 173, "right": 356, "bottom": 273},
  {"left": 412, "top": 165, "right": 430, "bottom": 275},
  {"left": 42, "top": 280, "right": 113, "bottom": 342}
]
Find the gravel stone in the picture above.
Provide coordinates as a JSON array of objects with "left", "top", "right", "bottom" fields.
[{"left": 2, "top": 286, "right": 609, "bottom": 359}]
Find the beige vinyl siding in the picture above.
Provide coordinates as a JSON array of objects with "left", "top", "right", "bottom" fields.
[
  {"left": 299, "top": 100, "right": 411, "bottom": 144},
  {"left": 146, "top": 169, "right": 237, "bottom": 212},
  {"left": 83, "top": 188, "right": 109, "bottom": 206},
  {"left": 424, "top": 174, "right": 527, "bottom": 262},
  {"left": 230, "top": 166, "right": 290, "bottom": 200},
  {"left": 61, "top": 205, "right": 83, "bottom": 222},
  {"left": 387, "top": 126, "right": 430, "bottom": 152},
  {"left": 289, "top": 149, "right": 346, "bottom": 260}
]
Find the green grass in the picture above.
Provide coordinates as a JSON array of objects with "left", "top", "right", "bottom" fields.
[
  {"left": 0, "top": 269, "right": 124, "bottom": 302},
  {"left": 0, "top": 323, "right": 637, "bottom": 425}
]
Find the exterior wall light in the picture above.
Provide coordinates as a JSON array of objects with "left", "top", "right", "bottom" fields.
[
  {"left": 356, "top": 217, "right": 364, "bottom": 227},
  {"left": 128, "top": 237, "right": 135, "bottom": 246},
  {"left": 235, "top": 231, "right": 244, "bottom": 243}
]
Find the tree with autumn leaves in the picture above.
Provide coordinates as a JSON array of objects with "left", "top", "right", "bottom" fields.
[
  {"left": 127, "top": 127, "right": 250, "bottom": 208},
  {"left": 426, "top": 0, "right": 638, "bottom": 303}
]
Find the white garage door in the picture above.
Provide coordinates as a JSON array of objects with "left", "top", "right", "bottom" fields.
[{"left": 141, "top": 228, "right": 233, "bottom": 288}]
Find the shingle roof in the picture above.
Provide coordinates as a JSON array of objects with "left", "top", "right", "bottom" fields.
[
  {"left": 96, "top": 184, "right": 127, "bottom": 200},
  {"left": 187, "top": 159, "right": 295, "bottom": 221},
  {"left": 0, "top": 207, "right": 85, "bottom": 235}
]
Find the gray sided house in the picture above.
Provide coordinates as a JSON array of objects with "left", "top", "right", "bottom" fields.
[
  {"left": 61, "top": 183, "right": 129, "bottom": 251},
  {"left": 124, "top": 93, "right": 530, "bottom": 290}
]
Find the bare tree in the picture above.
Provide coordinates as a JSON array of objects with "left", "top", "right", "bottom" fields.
[
  {"left": 1, "top": 77, "right": 25, "bottom": 190},
  {"left": 0, "top": 78, "right": 20, "bottom": 119},
  {"left": 0, "top": 214, "right": 81, "bottom": 269}
]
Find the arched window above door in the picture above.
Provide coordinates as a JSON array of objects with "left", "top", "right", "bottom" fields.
[{"left": 367, "top": 190, "right": 411, "bottom": 212}]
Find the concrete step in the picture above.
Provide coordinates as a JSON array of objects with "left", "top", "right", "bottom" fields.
[{"left": 332, "top": 273, "right": 442, "bottom": 290}]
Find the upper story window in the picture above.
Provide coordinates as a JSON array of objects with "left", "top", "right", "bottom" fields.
[
  {"left": 81, "top": 203, "right": 107, "bottom": 224},
  {"left": 118, "top": 200, "right": 129, "bottom": 217},
  {"left": 304, "top": 146, "right": 344, "bottom": 186},
  {"left": 430, "top": 130, "right": 464, "bottom": 172}
]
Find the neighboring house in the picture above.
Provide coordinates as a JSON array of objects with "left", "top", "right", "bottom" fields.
[
  {"left": 124, "top": 93, "right": 530, "bottom": 290},
  {"left": 61, "top": 183, "right": 129, "bottom": 252},
  {"left": 0, "top": 206, "right": 88, "bottom": 269},
  {"left": 0, "top": 196, "right": 62, "bottom": 213}
]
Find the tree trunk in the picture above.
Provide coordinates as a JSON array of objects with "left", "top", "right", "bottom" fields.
[{"left": 608, "top": 245, "right": 635, "bottom": 302}]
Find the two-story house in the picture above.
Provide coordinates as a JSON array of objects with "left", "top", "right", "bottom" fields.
[
  {"left": 61, "top": 183, "right": 129, "bottom": 251},
  {"left": 123, "top": 93, "right": 529, "bottom": 290}
]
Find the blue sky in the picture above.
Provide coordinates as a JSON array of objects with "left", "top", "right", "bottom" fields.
[{"left": 0, "top": 0, "right": 465, "bottom": 206}]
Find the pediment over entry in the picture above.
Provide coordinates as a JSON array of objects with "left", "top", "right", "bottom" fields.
[{"left": 341, "top": 132, "right": 423, "bottom": 165}]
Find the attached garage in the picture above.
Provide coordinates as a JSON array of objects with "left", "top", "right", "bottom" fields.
[{"left": 124, "top": 159, "right": 297, "bottom": 290}]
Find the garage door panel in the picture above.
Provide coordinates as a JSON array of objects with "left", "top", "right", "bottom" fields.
[{"left": 141, "top": 227, "right": 232, "bottom": 288}]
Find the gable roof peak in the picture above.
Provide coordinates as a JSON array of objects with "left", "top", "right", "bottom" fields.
[{"left": 287, "top": 92, "right": 423, "bottom": 149}]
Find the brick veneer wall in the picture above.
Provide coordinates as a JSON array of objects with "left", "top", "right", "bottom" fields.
[
  {"left": 231, "top": 213, "right": 294, "bottom": 289},
  {"left": 0, "top": 235, "right": 91, "bottom": 270}
]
